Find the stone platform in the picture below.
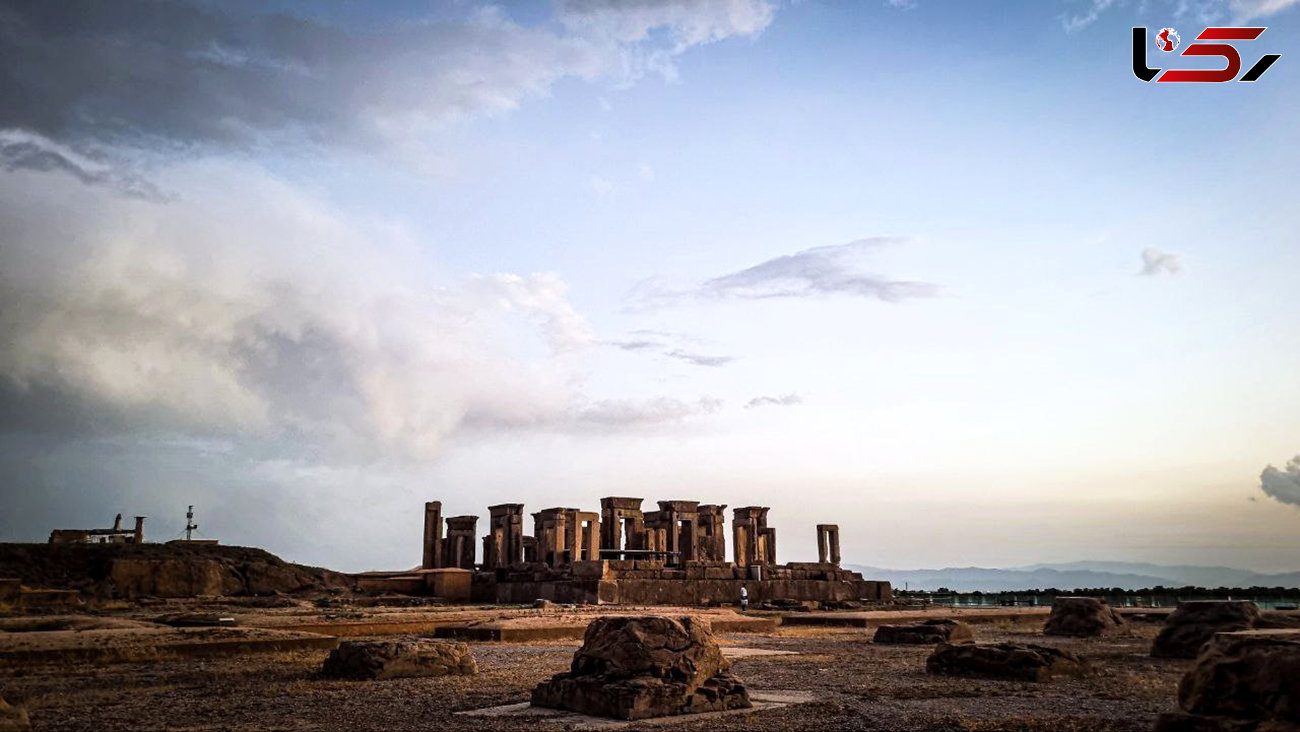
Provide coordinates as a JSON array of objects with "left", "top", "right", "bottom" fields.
[{"left": 462, "top": 690, "right": 814, "bottom": 729}]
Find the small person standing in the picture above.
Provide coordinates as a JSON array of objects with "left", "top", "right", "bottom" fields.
[{"left": 739, "top": 585, "right": 749, "bottom": 613}]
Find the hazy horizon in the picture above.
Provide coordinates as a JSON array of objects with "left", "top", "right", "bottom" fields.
[{"left": 2, "top": 0, "right": 1298, "bottom": 575}]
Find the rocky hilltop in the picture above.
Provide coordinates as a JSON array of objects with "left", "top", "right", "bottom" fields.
[{"left": 0, "top": 543, "right": 351, "bottom": 599}]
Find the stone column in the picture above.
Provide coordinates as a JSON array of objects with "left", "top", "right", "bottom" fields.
[
  {"left": 132, "top": 516, "right": 146, "bottom": 544},
  {"left": 487, "top": 504, "right": 525, "bottom": 569},
  {"left": 423, "top": 501, "right": 444, "bottom": 569},
  {"left": 580, "top": 515, "right": 601, "bottom": 560}
]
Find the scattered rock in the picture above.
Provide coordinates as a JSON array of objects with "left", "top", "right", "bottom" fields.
[
  {"left": 926, "top": 642, "right": 1089, "bottom": 682},
  {"left": 1043, "top": 596, "right": 1125, "bottom": 637},
  {"left": 1154, "top": 630, "right": 1300, "bottom": 731},
  {"left": 1153, "top": 601, "right": 1262, "bottom": 659},
  {"left": 0, "top": 698, "right": 30, "bottom": 732},
  {"left": 874, "top": 618, "right": 974, "bottom": 645},
  {"left": 531, "top": 615, "right": 752, "bottom": 720},
  {"left": 322, "top": 639, "right": 477, "bottom": 680}
]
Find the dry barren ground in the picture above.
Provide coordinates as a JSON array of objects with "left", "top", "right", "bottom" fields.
[{"left": 0, "top": 613, "right": 1188, "bottom": 732}]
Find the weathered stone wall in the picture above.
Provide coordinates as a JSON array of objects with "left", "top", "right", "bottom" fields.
[{"left": 476, "top": 559, "right": 891, "bottom": 605}]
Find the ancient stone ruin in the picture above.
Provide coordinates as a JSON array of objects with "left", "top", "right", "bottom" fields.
[
  {"left": 1152, "top": 601, "right": 1263, "bottom": 659},
  {"left": 388, "top": 496, "right": 891, "bottom": 605},
  {"left": 1042, "top": 596, "right": 1125, "bottom": 638},
  {"left": 322, "top": 639, "right": 478, "bottom": 680},
  {"left": 1154, "top": 629, "right": 1300, "bottom": 731},
  {"left": 48, "top": 513, "right": 145, "bottom": 545},
  {"left": 926, "top": 642, "right": 1089, "bottom": 682},
  {"left": 874, "top": 618, "right": 974, "bottom": 645},
  {"left": 530, "top": 615, "right": 751, "bottom": 720}
]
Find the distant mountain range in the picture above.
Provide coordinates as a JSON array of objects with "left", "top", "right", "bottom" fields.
[{"left": 846, "top": 561, "right": 1300, "bottom": 593}]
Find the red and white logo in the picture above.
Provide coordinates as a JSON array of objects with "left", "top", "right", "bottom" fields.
[
  {"left": 1156, "top": 27, "right": 1181, "bottom": 52},
  {"left": 1133, "top": 26, "right": 1281, "bottom": 82}
]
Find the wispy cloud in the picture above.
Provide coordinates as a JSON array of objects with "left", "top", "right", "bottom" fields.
[
  {"left": 1139, "top": 248, "right": 1182, "bottom": 276},
  {"left": 665, "top": 350, "right": 738, "bottom": 367},
  {"left": 1062, "top": 0, "right": 1121, "bottom": 32},
  {"left": 1061, "top": 0, "right": 1300, "bottom": 32},
  {"left": 605, "top": 330, "right": 738, "bottom": 367},
  {"left": 633, "top": 237, "right": 937, "bottom": 308},
  {"left": 745, "top": 393, "right": 803, "bottom": 409},
  {"left": 608, "top": 339, "right": 663, "bottom": 352},
  {"left": 573, "top": 396, "right": 724, "bottom": 427},
  {"left": 1261, "top": 455, "right": 1300, "bottom": 508},
  {"left": 0, "top": 129, "right": 164, "bottom": 200}
]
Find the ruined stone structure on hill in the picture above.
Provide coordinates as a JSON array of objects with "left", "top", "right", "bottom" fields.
[
  {"left": 48, "top": 513, "right": 145, "bottom": 545},
  {"left": 410, "top": 496, "right": 891, "bottom": 605}
]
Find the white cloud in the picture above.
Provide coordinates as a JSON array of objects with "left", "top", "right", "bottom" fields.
[
  {"left": 1061, "top": 0, "right": 1300, "bottom": 31},
  {"left": 0, "top": 160, "right": 613, "bottom": 459},
  {"left": 1139, "top": 248, "right": 1182, "bottom": 276},
  {"left": 1062, "top": 0, "right": 1121, "bottom": 32},
  {"left": 1230, "top": 0, "right": 1300, "bottom": 21}
]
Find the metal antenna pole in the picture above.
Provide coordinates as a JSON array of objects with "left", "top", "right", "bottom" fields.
[{"left": 185, "top": 505, "right": 198, "bottom": 541}]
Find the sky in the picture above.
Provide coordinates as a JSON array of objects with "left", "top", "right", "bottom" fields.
[{"left": 1, "top": 0, "right": 1298, "bottom": 574}]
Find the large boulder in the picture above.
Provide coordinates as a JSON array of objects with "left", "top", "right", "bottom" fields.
[
  {"left": 322, "top": 639, "right": 477, "bottom": 680},
  {"left": 531, "top": 615, "right": 752, "bottom": 720},
  {"left": 1154, "top": 630, "right": 1300, "bottom": 732},
  {"left": 874, "top": 618, "right": 974, "bottom": 645},
  {"left": 1153, "top": 602, "right": 1262, "bottom": 659},
  {"left": 926, "top": 642, "right": 1089, "bottom": 682},
  {"left": 1043, "top": 596, "right": 1125, "bottom": 637}
]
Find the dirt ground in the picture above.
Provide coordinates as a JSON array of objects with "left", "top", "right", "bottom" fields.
[{"left": 0, "top": 608, "right": 1189, "bottom": 732}]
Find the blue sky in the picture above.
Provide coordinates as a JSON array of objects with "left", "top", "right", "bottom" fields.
[{"left": 0, "top": 0, "right": 1297, "bottom": 573}]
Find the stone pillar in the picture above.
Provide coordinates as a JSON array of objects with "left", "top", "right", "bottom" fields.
[
  {"left": 652, "top": 501, "right": 700, "bottom": 565},
  {"left": 132, "top": 516, "right": 146, "bottom": 544},
  {"left": 423, "top": 501, "right": 444, "bottom": 569},
  {"left": 487, "top": 504, "right": 525, "bottom": 569},
  {"left": 578, "top": 513, "right": 601, "bottom": 560},
  {"left": 533, "top": 508, "right": 567, "bottom": 567},
  {"left": 599, "top": 497, "right": 645, "bottom": 554},
  {"left": 696, "top": 505, "right": 727, "bottom": 562},
  {"left": 443, "top": 516, "right": 478, "bottom": 569},
  {"left": 817, "top": 524, "right": 830, "bottom": 564},
  {"left": 733, "top": 507, "right": 775, "bottom": 566}
]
